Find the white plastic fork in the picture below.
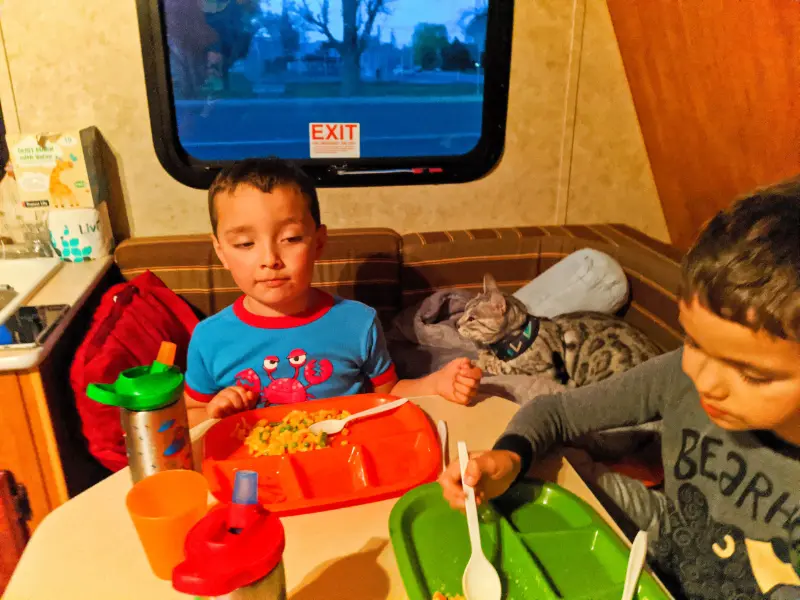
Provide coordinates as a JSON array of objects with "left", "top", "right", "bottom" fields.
[{"left": 308, "top": 397, "right": 408, "bottom": 435}]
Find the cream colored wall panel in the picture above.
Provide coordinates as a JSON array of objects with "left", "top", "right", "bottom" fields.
[
  {"left": 566, "top": 0, "right": 669, "bottom": 242},
  {"left": 1, "top": 0, "right": 668, "bottom": 240},
  {"left": 319, "top": 0, "right": 576, "bottom": 233}
]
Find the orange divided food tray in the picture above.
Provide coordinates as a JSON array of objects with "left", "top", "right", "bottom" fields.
[{"left": 202, "top": 394, "right": 441, "bottom": 516}]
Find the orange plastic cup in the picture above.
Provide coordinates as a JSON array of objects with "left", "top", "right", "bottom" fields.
[{"left": 126, "top": 469, "right": 209, "bottom": 580}]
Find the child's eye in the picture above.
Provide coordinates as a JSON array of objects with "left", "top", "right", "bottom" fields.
[
  {"left": 283, "top": 236, "right": 304, "bottom": 244},
  {"left": 233, "top": 241, "right": 254, "bottom": 249},
  {"left": 740, "top": 372, "right": 771, "bottom": 385}
]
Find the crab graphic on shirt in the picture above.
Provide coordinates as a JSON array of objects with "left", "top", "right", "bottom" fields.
[
  {"left": 234, "top": 348, "right": 333, "bottom": 405},
  {"left": 651, "top": 482, "right": 799, "bottom": 600}
]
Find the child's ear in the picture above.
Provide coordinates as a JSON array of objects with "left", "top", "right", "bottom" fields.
[
  {"left": 313, "top": 225, "right": 328, "bottom": 259},
  {"left": 211, "top": 233, "right": 229, "bottom": 269}
]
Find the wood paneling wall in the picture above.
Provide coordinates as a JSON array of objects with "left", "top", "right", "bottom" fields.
[{"left": 606, "top": 0, "right": 800, "bottom": 249}]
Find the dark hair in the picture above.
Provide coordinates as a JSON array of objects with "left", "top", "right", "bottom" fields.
[
  {"left": 680, "top": 175, "right": 800, "bottom": 341},
  {"left": 208, "top": 158, "right": 321, "bottom": 234}
]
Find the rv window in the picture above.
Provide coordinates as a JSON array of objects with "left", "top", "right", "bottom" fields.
[{"left": 137, "top": 0, "right": 513, "bottom": 188}]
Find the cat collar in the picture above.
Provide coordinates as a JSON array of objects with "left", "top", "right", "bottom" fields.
[{"left": 488, "top": 315, "right": 539, "bottom": 361}]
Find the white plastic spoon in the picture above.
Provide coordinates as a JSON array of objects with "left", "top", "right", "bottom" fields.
[
  {"left": 458, "top": 441, "right": 502, "bottom": 600},
  {"left": 308, "top": 397, "right": 408, "bottom": 435},
  {"left": 437, "top": 420, "right": 448, "bottom": 473},
  {"left": 621, "top": 530, "right": 648, "bottom": 600}
]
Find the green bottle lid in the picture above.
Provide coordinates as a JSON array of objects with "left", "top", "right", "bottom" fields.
[{"left": 86, "top": 361, "right": 185, "bottom": 412}]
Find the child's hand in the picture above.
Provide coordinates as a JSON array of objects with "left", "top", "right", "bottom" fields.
[
  {"left": 433, "top": 357, "right": 482, "bottom": 405},
  {"left": 207, "top": 386, "right": 257, "bottom": 419},
  {"left": 438, "top": 449, "right": 522, "bottom": 510}
]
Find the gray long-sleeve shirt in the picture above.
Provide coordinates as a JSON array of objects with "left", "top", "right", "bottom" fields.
[{"left": 495, "top": 349, "right": 800, "bottom": 600}]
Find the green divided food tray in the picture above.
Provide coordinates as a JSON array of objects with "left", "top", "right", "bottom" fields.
[{"left": 389, "top": 481, "right": 672, "bottom": 600}]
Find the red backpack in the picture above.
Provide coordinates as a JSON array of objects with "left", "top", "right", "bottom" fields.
[{"left": 70, "top": 271, "right": 199, "bottom": 471}]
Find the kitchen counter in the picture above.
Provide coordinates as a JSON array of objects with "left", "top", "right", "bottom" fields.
[{"left": 0, "top": 257, "right": 113, "bottom": 371}]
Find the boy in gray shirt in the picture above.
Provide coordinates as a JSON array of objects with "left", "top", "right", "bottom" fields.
[{"left": 439, "top": 178, "right": 800, "bottom": 599}]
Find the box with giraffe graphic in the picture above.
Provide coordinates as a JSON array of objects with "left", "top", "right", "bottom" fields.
[{"left": 7, "top": 127, "right": 110, "bottom": 211}]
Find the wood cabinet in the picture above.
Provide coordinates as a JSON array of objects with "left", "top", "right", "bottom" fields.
[
  {"left": 0, "top": 357, "right": 111, "bottom": 532},
  {"left": 0, "top": 372, "right": 56, "bottom": 532},
  {"left": 0, "top": 259, "right": 116, "bottom": 557},
  {"left": 606, "top": 0, "right": 800, "bottom": 249},
  {"left": 0, "top": 471, "right": 30, "bottom": 594}
]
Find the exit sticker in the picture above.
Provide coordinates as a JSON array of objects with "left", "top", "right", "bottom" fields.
[{"left": 309, "top": 123, "right": 361, "bottom": 159}]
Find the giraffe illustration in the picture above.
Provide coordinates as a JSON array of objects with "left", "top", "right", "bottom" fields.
[{"left": 48, "top": 159, "right": 78, "bottom": 208}]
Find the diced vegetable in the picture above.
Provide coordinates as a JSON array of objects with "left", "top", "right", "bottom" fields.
[{"left": 242, "top": 408, "right": 352, "bottom": 457}]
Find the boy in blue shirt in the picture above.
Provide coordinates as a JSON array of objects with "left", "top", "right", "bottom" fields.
[{"left": 186, "top": 158, "right": 482, "bottom": 425}]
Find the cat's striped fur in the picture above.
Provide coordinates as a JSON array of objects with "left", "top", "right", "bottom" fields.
[{"left": 457, "top": 274, "right": 661, "bottom": 386}]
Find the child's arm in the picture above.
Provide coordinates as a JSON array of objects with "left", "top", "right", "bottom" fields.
[
  {"left": 362, "top": 312, "right": 482, "bottom": 403},
  {"left": 440, "top": 349, "right": 682, "bottom": 509},
  {"left": 184, "top": 325, "right": 256, "bottom": 428},
  {"left": 186, "top": 387, "right": 257, "bottom": 428},
  {"left": 373, "top": 357, "right": 482, "bottom": 404}
]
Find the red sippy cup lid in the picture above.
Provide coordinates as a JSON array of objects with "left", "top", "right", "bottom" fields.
[{"left": 172, "top": 471, "right": 285, "bottom": 596}]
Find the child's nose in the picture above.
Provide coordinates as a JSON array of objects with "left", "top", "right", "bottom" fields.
[
  {"left": 692, "top": 356, "right": 728, "bottom": 398},
  {"left": 261, "top": 245, "right": 283, "bottom": 269}
]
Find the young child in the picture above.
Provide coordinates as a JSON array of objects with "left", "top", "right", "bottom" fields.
[
  {"left": 185, "top": 158, "right": 482, "bottom": 426},
  {"left": 439, "top": 178, "right": 800, "bottom": 599}
]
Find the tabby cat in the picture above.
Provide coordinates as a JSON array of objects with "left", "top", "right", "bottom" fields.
[{"left": 457, "top": 274, "right": 661, "bottom": 386}]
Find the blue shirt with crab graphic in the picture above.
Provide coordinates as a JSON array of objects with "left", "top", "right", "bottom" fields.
[{"left": 185, "top": 292, "right": 395, "bottom": 406}]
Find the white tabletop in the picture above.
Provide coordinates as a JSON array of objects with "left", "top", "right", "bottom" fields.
[{"left": 5, "top": 395, "right": 648, "bottom": 600}]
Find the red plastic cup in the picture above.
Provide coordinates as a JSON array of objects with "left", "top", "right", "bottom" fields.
[{"left": 126, "top": 469, "right": 209, "bottom": 580}]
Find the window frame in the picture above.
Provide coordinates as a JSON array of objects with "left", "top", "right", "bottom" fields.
[{"left": 136, "top": 0, "right": 515, "bottom": 189}]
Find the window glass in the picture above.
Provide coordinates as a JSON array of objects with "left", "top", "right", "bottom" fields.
[{"left": 140, "top": 0, "right": 512, "bottom": 186}]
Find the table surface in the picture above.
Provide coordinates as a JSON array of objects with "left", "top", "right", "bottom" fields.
[
  {"left": 5, "top": 395, "right": 663, "bottom": 600},
  {"left": 0, "top": 256, "right": 113, "bottom": 371}
]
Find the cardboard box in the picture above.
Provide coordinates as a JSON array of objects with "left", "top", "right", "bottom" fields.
[
  {"left": 7, "top": 127, "right": 110, "bottom": 211},
  {"left": 5, "top": 127, "right": 115, "bottom": 258}
]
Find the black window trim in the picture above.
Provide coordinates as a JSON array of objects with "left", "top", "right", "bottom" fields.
[{"left": 136, "top": 0, "right": 514, "bottom": 189}]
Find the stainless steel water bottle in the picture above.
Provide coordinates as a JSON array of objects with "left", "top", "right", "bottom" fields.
[{"left": 86, "top": 344, "right": 193, "bottom": 482}]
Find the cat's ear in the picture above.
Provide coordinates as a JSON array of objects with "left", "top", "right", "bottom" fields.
[
  {"left": 490, "top": 292, "right": 507, "bottom": 313},
  {"left": 483, "top": 273, "right": 500, "bottom": 294}
]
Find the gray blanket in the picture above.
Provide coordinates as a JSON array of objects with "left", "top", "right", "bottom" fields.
[{"left": 387, "top": 290, "right": 661, "bottom": 459}]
